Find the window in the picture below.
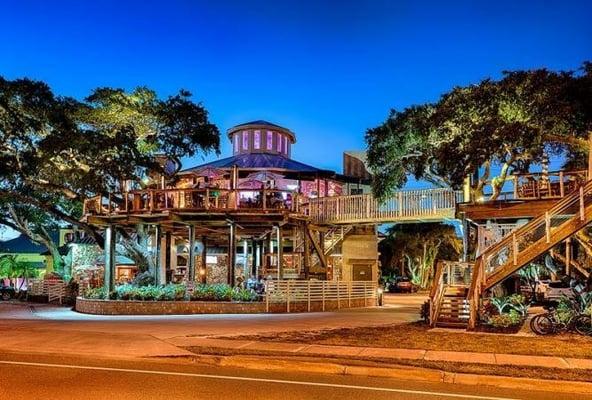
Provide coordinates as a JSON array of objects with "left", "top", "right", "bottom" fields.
[
  {"left": 283, "top": 136, "right": 288, "bottom": 154},
  {"left": 233, "top": 135, "right": 239, "bottom": 153},
  {"left": 253, "top": 130, "right": 261, "bottom": 149},
  {"left": 277, "top": 134, "right": 282, "bottom": 152},
  {"left": 242, "top": 131, "right": 249, "bottom": 150},
  {"left": 266, "top": 131, "right": 273, "bottom": 150}
]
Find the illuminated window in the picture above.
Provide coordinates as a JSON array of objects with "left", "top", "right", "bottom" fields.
[
  {"left": 233, "top": 135, "right": 239, "bottom": 153},
  {"left": 277, "top": 134, "right": 282, "bottom": 152},
  {"left": 253, "top": 130, "right": 261, "bottom": 149},
  {"left": 266, "top": 131, "right": 273, "bottom": 150},
  {"left": 283, "top": 136, "right": 288, "bottom": 154},
  {"left": 242, "top": 131, "right": 249, "bottom": 150}
]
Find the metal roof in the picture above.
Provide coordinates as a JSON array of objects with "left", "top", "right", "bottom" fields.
[{"left": 181, "top": 153, "right": 327, "bottom": 174}]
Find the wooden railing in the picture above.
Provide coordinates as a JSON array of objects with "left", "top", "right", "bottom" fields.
[
  {"left": 28, "top": 279, "right": 67, "bottom": 304},
  {"left": 305, "top": 188, "right": 463, "bottom": 224},
  {"left": 470, "top": 179, "right": 592, "bottom": 302},
  {"left": 83, "top": 188, "right": 301, "bottom": 216},
  {"left": 475, "top": 170, "right": 587, "bottom": 202},
  {"left": 429, "top": 261, "right": 473, "bottom": 327},
  {"left": 264, "top": 280, "right": 377, "bottom": 312}
]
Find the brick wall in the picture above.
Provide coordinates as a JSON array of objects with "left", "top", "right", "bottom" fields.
[{"left": 75, "top": 297, "right": 376, "bottom": 315}]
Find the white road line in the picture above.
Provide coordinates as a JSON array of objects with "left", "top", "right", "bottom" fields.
[{"left": 0, "top": 360, "right": 519, "bottom": 400}]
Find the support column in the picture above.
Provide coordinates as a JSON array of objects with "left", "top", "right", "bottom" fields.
[
  {"left": 154, "top": 225, "right": 162, "bottom": 285},
  {"left": 566, "top": 238, "right": 572, "bottom": 276},
  {"left": 275, "top": 225, "right": 283, "bottom": 279},
  {"left": 228, "top": 223, "right": 236, "bottom": 286},
  {"left": 188, "top": 225, "right": 196, "bottom": 282},
  {"left": 164, "top": 232, "right": 172, "bottom": 284},
  {"left": 303, "top": 225, "right": 311, "bottom": 279},
  {"left": 103, "top": 225, "right": 116, "bottom": 298},
  {"left": 243, "top": 239, "right": 249, "bottom": 281},
  {"left": 461, "top": 212, "right": 469, "bottom": 262},
  {"left": 255, "top": 241, "right": 261, "bottom": 279},
  {"left": 200, "top": 236, "right": 207, "bottom": 284}
]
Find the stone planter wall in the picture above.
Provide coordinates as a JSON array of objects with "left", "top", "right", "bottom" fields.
[{"left": 75, "top": 297, "right": 376, "bottom": 315}]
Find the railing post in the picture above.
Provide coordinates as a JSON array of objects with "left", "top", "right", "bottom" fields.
[
  {"left": 545, "top": 211, "right": 551, "bottom": 243},
  {"left": 287, "top": 280, "right": 291, "bottom": 313},
  {"left": 150, "top": 190, "right": 154, "bottom": 211},
  {"left": 560, "top": 171, "right": 565, "bottom": 197},
  {"left": 580, "top": 186, "right": 585, "bottom": 221},
  {"left": 205, "top": 189, "right": 210, "bottom": 210},
  {"left": 263, "top": 189, "right": 267, "bottom": 210},
  {"left": 322, "top": 281, "right": 326, "bottom": 311},
  {"left": 265, "top": 282, "right": 269, "bottom": 313},
  {"left": 398, "top": 192, "right": 403, "bottom": 216},
  {"left": 348, "top": 281, "right": 351, "bottom": 308},
  {"left": 513, "top": 175, "right": 518, "bottom": 199},
  {"left": 512, "top": 233, "right": 518, "bottom": 266},
  {"left": 307, "top": 280, "right": 311, "bottom": 312}
]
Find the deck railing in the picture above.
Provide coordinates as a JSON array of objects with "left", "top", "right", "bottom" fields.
[
  {"left": 304, "top": 188, "right": 462, "bottom": 224},
  {"left": 83, "top": 188, "right": 301, "bottom": 216},
  {"left": 475, "top": 170, "right": 587, "bottom": 202},
  {"left": 264, "top": 280, "right": 377, "bottom": 312}
]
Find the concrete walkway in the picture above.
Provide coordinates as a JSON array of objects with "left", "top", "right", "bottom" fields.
[{"left": 174, "top": 336, "right": 592, "bottom": 370}]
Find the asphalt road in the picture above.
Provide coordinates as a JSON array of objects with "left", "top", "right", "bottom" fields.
[{"left": 0, "top": 352, "right": 587, "bottom": 400}]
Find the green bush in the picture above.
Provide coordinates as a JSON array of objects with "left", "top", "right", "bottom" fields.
[
  {"left": 488, "top": 309, "right": 522, "bottom": 328},
  {"left": 83, "top": 287, "right": 105, "bottom": 299},
  {"left": 232, "top": 288, "right": 258, "bottom": 302}
]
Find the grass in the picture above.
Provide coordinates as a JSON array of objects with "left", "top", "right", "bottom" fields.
[
  {"left": 185, "top": 346, "right": 592, "bottom": 383},
  {"left": 227, "top": 321, "right": 592, "bottom": 359}
]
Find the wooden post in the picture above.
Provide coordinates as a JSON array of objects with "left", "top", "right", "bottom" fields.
[
  {"left": 286, "top": 280, "right": 291, "bottom": 313},
  {"left": 154, "top": 225, "right": 162, "bottom": 286},
  {"left": 303, "top": 226, "right": 311, "bottom": 279},
  {"left": 103, "top": 225, "right": 116, "bottom": 298},
  {"left": 513, "top": 175, "right": 518, "bottom": 199},
  {"left": 228, "top": 223, "right": 236, "bottom": 286},
  {"left": 545, "top": 212, "right": 551, "bottom": 243},
  {"left": 188, "top": 225, "right": 196, "bottom": 282},
  {"left": 566, "top": 238, "right": 572, "bottom": 276},
  {"left": 580, "top": 186, "right": 585, "bottom": 221},
  {"left": 588, "top": 131, "right": 592, "bottom": 181},
  {"left": 201, "top": 236, "right": 207, "bottom": 284},
  {"left": 276, "top": 225, "right": 283, "bottom": 279},
  {"left": 560, "top": 171, "right": 565, "bottom": 197},
  {"left": 512, "top": 232, "right": 518, "bottom": 266},
  {"left": 307, "top": 280, "right": 311, "bottom": 312}
]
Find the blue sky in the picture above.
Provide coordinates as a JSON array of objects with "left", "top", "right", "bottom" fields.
[{"left": 1, "top": 0, "right": 591, "bottom": 174}]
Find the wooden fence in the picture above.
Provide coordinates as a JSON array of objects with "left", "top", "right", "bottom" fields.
[
  {"left": 264, "top": 280, "right": 377, "bottom": 312},
  {"left": 28, "top": 279, "right": 67, "bottom": 304}
]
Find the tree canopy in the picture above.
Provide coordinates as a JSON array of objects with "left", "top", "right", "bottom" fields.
[
  {"left": 366, "top": 62, "right": 592, "bottom": 200},
  {"left": 0, "top": 77, "right": 221, "bottom": 272}
]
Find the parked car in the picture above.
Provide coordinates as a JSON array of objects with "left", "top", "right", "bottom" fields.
[
  {"left": 386, "top": 276, "right": 416, "bottom": 293},
  {"left": 0, "top": 283, "right": 16, "bottom": 301}
]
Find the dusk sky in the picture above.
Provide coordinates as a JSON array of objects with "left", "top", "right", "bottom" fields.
[{"left": 2, "top": 0, "right": 591, "bottom": 173}]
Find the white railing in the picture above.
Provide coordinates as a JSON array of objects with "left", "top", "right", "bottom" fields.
[
  {"left": 305, "top": 189, "right": 462, "bottom": 224},
  {"left": 264, "top": 280, "right": 377, "bottom": 312},
  {"left": 28, "top": 279, "right": 67, "bottom": 304}
]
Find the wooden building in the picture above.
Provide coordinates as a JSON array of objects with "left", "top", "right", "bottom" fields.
[{"left": 83, "top": 120, "right": 378, "bottom": 292}]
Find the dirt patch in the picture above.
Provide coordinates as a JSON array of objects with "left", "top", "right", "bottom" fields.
[{"left": 226, "top": 322, "right": 592, "bottom": 359}]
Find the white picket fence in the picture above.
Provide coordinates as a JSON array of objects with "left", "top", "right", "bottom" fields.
[
  {"left": 28, "top": 279, "right": 67, "bottom": 304},
  {"left": 264, "top": 280, "right": 377, "bottom": 312}
]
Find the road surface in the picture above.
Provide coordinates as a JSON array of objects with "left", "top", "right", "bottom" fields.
[{"left": 0, "top": 352, "right": 583, "bottom": 400}]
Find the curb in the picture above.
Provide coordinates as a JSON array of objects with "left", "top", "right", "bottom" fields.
[{"left": 208, "top": 354, "right": 592, "bottom": 395}]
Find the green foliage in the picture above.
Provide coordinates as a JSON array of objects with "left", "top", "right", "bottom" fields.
[
  {"left": 378, "top": 223, "right": 461, "bottom": 288},
  {"left": 190, "top": 283, "right": 233, "bottom": 301},
  {"left": 0, "top": 77, "right": 221, "bottom": 266},
  {"left": 83, "top": 286, "right": 106, "bottom": 299},
  {"left": 366, "top": 63, "right": 592, "bottom": 200},
  {"left": 489, "top": 309, "right": 522, "bottom": 328},
  {"left": 232, "top": 287, "right": 259, "bottom": 302}
]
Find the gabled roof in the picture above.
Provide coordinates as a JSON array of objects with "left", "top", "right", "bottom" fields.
[{"left": 181, "top": 153, "right": 328, "bottom": 174}]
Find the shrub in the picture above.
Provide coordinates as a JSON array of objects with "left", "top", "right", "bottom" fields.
[
  {"left": 489, "top": 309, "right": 522, "bottom": 328},
  {"left": 232, "top": 287, "right": 258, "bottom": 302},
  {"left": 83, "top": 287, "right": 105, "bottom": 299},
  {"left": 131, "top": 271, "right": 155, "bottom": 287}
]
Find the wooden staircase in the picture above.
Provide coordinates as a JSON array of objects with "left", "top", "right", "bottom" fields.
[
  {"left": 435, "top": 287, "right": 470, "bottom": 328},
  {"left": 429, "top": 261, "right": 472, "bottom": 329},
  {"left": 467, "top": 180, "right": 592, "bottom": 328}
]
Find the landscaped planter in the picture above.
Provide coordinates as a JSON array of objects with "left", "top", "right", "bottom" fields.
[{"left": 75, "top": 296, "right": 375, "bottom": 315}]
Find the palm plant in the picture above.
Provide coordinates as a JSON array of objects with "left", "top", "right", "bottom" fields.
[{"left": 0, "top": 255, "right": 39, "bottom": 291}]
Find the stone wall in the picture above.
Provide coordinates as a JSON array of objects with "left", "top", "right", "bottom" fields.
[{"left": 75, "top": 297, "right": 376, "bottom": 315}]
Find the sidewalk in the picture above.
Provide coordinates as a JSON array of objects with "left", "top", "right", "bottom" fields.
[{"left": 169, "top": 336, "right": 592, "bottom": 370}]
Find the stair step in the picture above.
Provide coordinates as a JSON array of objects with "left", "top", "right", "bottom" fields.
[{"left": 435, "top": 321, "right": 468, "bottom": 328}]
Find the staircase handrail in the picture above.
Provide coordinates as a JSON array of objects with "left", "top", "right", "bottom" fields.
[{"left": 477, "top": 180, "right": 591, "bottom": 262}]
